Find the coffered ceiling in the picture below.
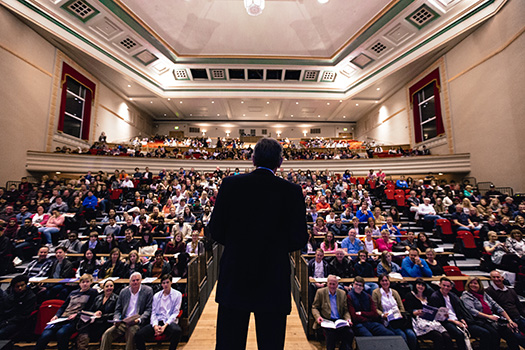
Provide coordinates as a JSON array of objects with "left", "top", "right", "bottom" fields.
[{"left": 0, "top": 0, "right": 507, "bottom": 123}]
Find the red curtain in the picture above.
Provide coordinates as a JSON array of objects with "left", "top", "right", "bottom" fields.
[
  {"left": 409, "top": 68, "right": 444, "bottom": 143},
  {"left": 57, "top": 62, "right": 96, "bottom": 140}
]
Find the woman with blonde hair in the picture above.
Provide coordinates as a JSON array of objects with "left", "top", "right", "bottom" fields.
[
  {"left": 313, "top": 217, "right": 328, "bottom": 236},
  {"left": 377, "top": 251, "right": 401, "bottom": 275}
]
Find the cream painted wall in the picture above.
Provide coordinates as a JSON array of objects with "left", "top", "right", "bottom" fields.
[
  {"left": 0, "top": 6, "right": 55, "bottom": 185},
  {"left": 355, "top": 89, "right": 410, "bottom": 146},
  {"left": 155, "top": 122, "right": 356, "bottom": 140},
  {"left": 443, "top": 0, "right": 525, "bottom": 191},
  {"left": 0, "top": 6, "right": 153, "bottom": 185}
]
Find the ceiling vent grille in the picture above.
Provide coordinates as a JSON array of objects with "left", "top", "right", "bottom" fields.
[
  {"left": 368, "top": 40, "right": 390, "bottom": 56},
  {"left": 321, "top": 71, "right": 336, "bottom": 82},
  {"left": 61, "top": 0, "right": 100, "bottom": 22},
  {"left": 210, "top": 69, "right": 226, "bottom": 80},
  {"left": 116, "top": 36, "right": 141, "bottom": 53},
  {"left": 303, "top": 70, "right": 319, "bottom": 81},
  {"left": 173, "top": 69, "right": 189, "bottom": 80},
  {"left": 406, "top": 5, "right": 440, "bottom": 29}
]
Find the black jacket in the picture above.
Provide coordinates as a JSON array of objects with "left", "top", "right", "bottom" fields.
[
  {"left": 89, "top": 292, "right": 118, "bottom": 324},
  {"left": 49, "top": 258, "right": 75, "bottom": 278},
  {"left": 99, "top": 259, "right": 127, "bottom": 278},
  {"left": 1, "top": 288, "right": 36, "bottom": 324},
  {"left": 429, "top": 290, "right": 475, "bottom": 325},
  {"left": 209, "top": 169, "right": 308, "bottom": 313}
]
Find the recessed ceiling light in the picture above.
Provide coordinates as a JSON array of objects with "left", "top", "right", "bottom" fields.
[
  {"left": 376, "top": 88, "right": 380, "bottom": 91},
  {"left": 318, "top": 115, "right": 321, "bottom": 118},
  {"left": 241, "top": 101, "right": 244, "bottom": 104},
  {"left": 127, "top": 84, "right": 131, "bottom": 88},
  {"left": 266, "top": 101, "right": 270, "bottom": 104},
  {"left": 190, "top": 114, "right": 192, "bottom": 116},
  {"left": 265, "top": 114, "right": 268, "bottom": 116},
  {"left": 291, "top": 115, "right": 294, "bottom": 117},
  {"left": 296, "top": 101, "right": 299, "bottom": 104},
  {"left": 217, "top": 113, "right": 220, "bottom": 116},
  {"left": 343, "top": 116, "right": 346, "bottom": 118},
  {"left": 211, "top": 101, "right": 215, "bottom": 104},
  {"left": 167, "top": 98, "right": 171, "bottom": 101},
  {"left": 150, "top": 101, "right": 153, "bottom": 104},
  {"left": 327, "top": 102, "right": 330, "bottom": 105},
  {"left": 129, "top": 98, "right": 133, "bottom": 101},
  {"left": 356, "top": 103, "right": 359, "bottom": 106},
  {"left": 179, "top": 101, "right": 183, "bottom": 104},
  {"left": 163, "top": 114, "right": 166, "bottom": 116},
  {"left": 243, "top": 114, "right": 246, "bottom": 116},
  {"left": 375, "top": 101, "right": 379, "bottom": 104},
  {"left": 339, "top": 100, "right": 342, "bottom": 103},
  {"left": 318, "top": 0, "right": 329, "bottom": 3}
]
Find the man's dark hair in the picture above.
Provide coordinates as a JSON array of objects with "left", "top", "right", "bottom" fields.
[
  {"left": 11, "top": 274, "right": 29, "bottom": 288},
  {"left": 55, "top": 246, "right": 67, "bottom": 253},
  {"left": 252, "top": 138, "right": 282, "bottom": 170}
]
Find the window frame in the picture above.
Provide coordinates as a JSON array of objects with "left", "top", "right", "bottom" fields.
[{"left": 57, "top": 62, "right": 96, "bottom": 141}]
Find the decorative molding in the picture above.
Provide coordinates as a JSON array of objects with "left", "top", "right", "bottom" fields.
[
  {"left": 52, "top": 131, "right": 91, "bottom": 149},
  {"left": 0, "top": 42, "right": 52, "bottom": 77}
]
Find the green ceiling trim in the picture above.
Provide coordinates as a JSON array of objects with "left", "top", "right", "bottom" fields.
[
  {"left": 16, "top": 0, "right": 162, "bottom": 89},
  {"left": 97, "top": 0, "right": 415, "bottom": 66},
  {"left": 343, "top": 0, "right": 496, "bottom": 94}
]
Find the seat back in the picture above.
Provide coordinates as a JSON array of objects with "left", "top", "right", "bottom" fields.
[
  {"left": 385, "top": 189, "right": 395, "bottom": 200},
  {"left": 394, "top": 194, "right": 406, "bottom": 207},
  {"left": 394, "top": 189, "right": 405, "bottom": 196},
  {"left": 436, "top": 219, "right": 453, "bottom": 235},
  {"left": 35, "top": 299, "right": 65, "bottom": 335},
  {"left": 443, "top": 266, "right": 466, "bottom": 292}
]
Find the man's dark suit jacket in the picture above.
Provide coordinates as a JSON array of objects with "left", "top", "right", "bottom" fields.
[{"left": 209, "top": 168, "right": 308, "bottom": 314}]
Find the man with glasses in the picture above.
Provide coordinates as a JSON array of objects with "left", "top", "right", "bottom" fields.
[{"left": 311, "top": 275, "right": 354, "bottom": 350}]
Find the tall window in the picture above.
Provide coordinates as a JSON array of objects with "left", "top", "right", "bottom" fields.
[
  {"left": 63, "top": 78, "right": 87, "bottom": 138},
  {"left": 58, "top": 63, "right": 96, "bottom": 140},
  {"left": 409, "top": 68, "right": 444, "bottom": 144}
]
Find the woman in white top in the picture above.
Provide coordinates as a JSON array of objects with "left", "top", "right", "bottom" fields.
[
  {"left": 186, "top": 231, "right": 201, "bottom": 255},
  {"left": 372, "top": 274, "right": 417, "bottom": 350},
  {"left": 134, "top": 274, "right": 182, "bottom": 350}
]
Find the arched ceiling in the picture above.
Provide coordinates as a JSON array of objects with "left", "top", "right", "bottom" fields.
[{"left": 0, "top": 0, "right": 507, "bottom": 122}]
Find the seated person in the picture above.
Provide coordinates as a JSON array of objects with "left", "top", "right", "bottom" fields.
[
  {"left": 76, "top": 249, "right": 100, "bottom": 277},
  {"left": 416, "top": 232, "right": 437, "bottom": 253},
  {"left": 308, "top": 248, "right": 329, "bottom": 304},
  {"left": 46, "top": 246, "right": 75, "bottom": 299},
  {"left": 425, "top": 248, "right": 445, "bottom": 276},
  {"left": 372, "top": 274, "right": 417, "bottom": 350},
  {"left": 320, "top": 232, "right": 338, "bottom": 253},
  {"left": 57, "top": 231, "right": 82, "bottom": 254},
  {"left": 85, "top": 218, "right": 102, "bottom": 235},
  {"left": 13, "top": 218, "right": 40, "bottom": 261},
  {"left": 329, "top": 248, "right": 355, "bottom": 291},
  {"left": 311, "top": 275, "right": 354, "bottom": 350},
  {"left": 505, "top": 229, "right": 525, "bottom": 261},
  {"left": 81, "top": 231, "right": 104, "bottom": 255},
  {"left": 0, "top": 227, "right": 13, "bottom": 275},
  {"left": 34, "top": 274, "right": 97, "bottom": 350},
  {"left": 124, "top": 250, "right": 144, "bottom": 278},
  {"left": 486, "top": 270, "right": 525, "bottom": 347},
  {"left": 103, "top": 217, "right": 121, "bottom": 236},
  {"left": 381, "top": 216, "right": 401, "bottom": 236},
  {"left": 340, "top": 207, "right": 354, "bottom": 223},
  {"left": 354, "top": 250, "right": 378, "bottom": 294},
  {"left": 377, "top": 251, "right": 401, "bottom": 276},
  {"left": 403, "top": 278, "right": 452, "bottom": 350},
  {"left": 347, "top": 276, "right": 395, "bottom": 337},
  {"left": 172, "top": 216, "right": 192, "bottom": 238},
  {"left": 452, "top": 204, "right": 481, "bottom": 232},
  {"left": 164, "top": 232, "right": 187, "bottom": 255},
  {"left": 0, "top": 275, "right": 36, "bottom": 340},
  {"left": 429, "top": 277, "right": 487, "bottom": 350},
  {"left": 316, "top": 196, "right": 331, "bottom": 216},
  {"left": 340, "top": 229, "right": 363, "bottom": 254},
  {"left": 186, "top": 231, "right": 202, "bottom": 255},
  {"left": 348, "top": 217, "right": 362, "bottom": 235},
  {"left": 100, "top": 272, "right": 154, "bottom": 350},
  {"left": 76, "top": 279, "right": 118, "bottom": 350},
  {"left": 313, "top": 217, "right": 329, "bottom": 236},
  {"left": 401, "top": 248, "right": 432, "bottom": 277},
  {"left": 119, "top": 228, "right": 140, "bottom": 254},
  {"left": 23, "top": 245, "right": 53, "bottom": 278},
  {"left": 360, "top": 228, "right": 378, "bottom": 255},
  {"left": 146, "top": 250, "right": 171, "bottom": 278},
  {"left": 485, "top": 231, "right": 520, "bottom": 270},
  {"left": 99, "top": 248, "right": 127, "bottom": 279},
  {"left": 376, "top": 229, "right": 396, "bottom": 252},
  {"left": 135, "top": 274, "right": 183, "bottom": 350},
  {"left": 399, "top": 231, "right": 419, "bottom": 252},
  {"left": 329, "top": 216, "right": 348, "bottom": 236},
  {"left": 356, "top": 202, "right": 374, "bottom": 223},
  {"left": 461, "top": 276, "right": 519, "bottom": 350},
  {"left": 417, "top": 198, "right": 443, "bottom": 226}
]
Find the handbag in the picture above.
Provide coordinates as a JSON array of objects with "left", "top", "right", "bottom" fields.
[{"left": 458, "top": 325, "right": 474, "bottom": 350}]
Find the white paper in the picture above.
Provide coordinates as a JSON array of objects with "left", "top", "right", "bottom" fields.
[
  {"left": 434, "top": 248, "right": 444, "bottom": 253},
  {"left": 142, "top": 277, "right": 157, "bottom": 284},
  {"left": 172, "top": 277, "right": 181, "bottom": 283},
  {"left": 314, "top": 278, "right": 328, "bottom": 283},
  {"left": 388, "top": 272, "right": 404, "bottom": 280},
  {"left": 98, "top": 277, "right": 119, "bottom": 285},
  {"left": 29, "top": 277, "right": 48, "bottom": 282},
  {"left": 47, "top": 317, "right": 69, "bottom": 325}
]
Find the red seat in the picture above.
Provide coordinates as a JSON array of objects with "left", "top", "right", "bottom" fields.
[
  {"left": 35, "top": 299, "right": 64, "bottom": 335},
  {"left": 386, "top": 180, "right": 394, "bottom": 187},
  {"left": 369, "top": 181, "right": 376, "bottom": 189},
  {"left": 436, "top": 219, "right": 455, "bottom": 243},
  {"left": 443, "top": 266, "right": 467, "bottom": 292},
  {"left": 110, "top": 189, "right": 123, "bottom": 201},
  {"left": 350, "top": 177, "right": 357, "bottom": 184},
  {"left": 385, "top": 189, "right": 395, "bottom": 201},
  {"left": 395, "top": 189, "right": 405, "bottom": 196},
  {"left": 357, "top": 177, "right": 366, "bottom": 185},
  {"left": 457, "top": 231, "right": 477, "bottom": 249},
  {"left": 385, "top": 183, "right": 395, "bottom": 190},
  {"left": 394, "top": 194, "right": 406, "bottom": 207}
]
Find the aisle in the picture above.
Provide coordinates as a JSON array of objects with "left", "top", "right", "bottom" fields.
[{"left": 181, "top": 284, "right": 318, "bottom": 350}]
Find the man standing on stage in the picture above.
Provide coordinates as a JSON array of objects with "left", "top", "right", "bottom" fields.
[{"left": 210, "top": 137, "right": 308, "bottom": 350}]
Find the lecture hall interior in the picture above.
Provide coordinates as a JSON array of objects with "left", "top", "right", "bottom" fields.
[{"left": 0, "top": 0, "right": 524, "bottom": 348}]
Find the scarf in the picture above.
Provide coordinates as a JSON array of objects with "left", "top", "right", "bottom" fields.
[
  {"left": 349, "top": 289, "right": 370, "bottom": 311},
  {"left": 471, "top": 291, "right": 492, "bottom": 315}
]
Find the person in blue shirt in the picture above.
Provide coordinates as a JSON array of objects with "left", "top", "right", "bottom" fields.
[
  {"left": 396, "top": 175, "right": 408, "bottom": 188},
  {"left": 329, "top": 216, "right": 348, "bottom": 236},
  {"left": 356, "top": 202, "right": 374, "bottom": 223},
  {"left": 381, "top": 216, "right": 401, "bottom": 237},
  {"left": 340, "top": 207, "right": 354, "bottom": 223},
  {"left": 341, "top": 229, "right": 364, "bottom": 255},
  {"left": 82, "top": 191, "right": 98, "bottom": 210},
  {"left": 401, "top": 248, "right": 432, "bottom": 277}
]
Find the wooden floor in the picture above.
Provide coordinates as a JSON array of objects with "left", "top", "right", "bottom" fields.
[{"left": 180, "top": 283, "right": 320, "bottom": 350}]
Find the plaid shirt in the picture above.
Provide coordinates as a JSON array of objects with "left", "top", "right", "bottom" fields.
[{"left": 23, "top": 258, "right": 53, "bottom": 278}]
